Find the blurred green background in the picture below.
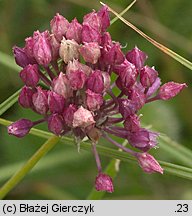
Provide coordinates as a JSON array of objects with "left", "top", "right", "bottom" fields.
[{"left": 0, "top": 0, "right": 192, "bottom": 199}]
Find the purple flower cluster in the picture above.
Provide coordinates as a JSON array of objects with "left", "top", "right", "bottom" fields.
[{"left": 8, "top": 6, "right": 186, "bottom": 193}]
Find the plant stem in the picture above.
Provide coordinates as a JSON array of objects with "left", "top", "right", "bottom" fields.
[{"left": 0, "top": 135, "right": 60, "bottom": 199}]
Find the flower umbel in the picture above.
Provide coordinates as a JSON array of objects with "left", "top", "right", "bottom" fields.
[{"left": 9, "top": 6, "right": 187, "bottom": 193}]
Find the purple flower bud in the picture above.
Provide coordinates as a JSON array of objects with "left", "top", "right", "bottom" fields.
[
  {"left": 63, "top": 104, "right": 77, "bottom": 127},
  {"left": 127, "top": 129, "right": 159, "bottom": 151},
  {"left": 124, "top": 114, "right": 141, "bottom": 132},
  {"left": 126, "top": 46, "right": 148, "bottom": 69},
  {"left": 86, "top": 89, "right": 103, "bottom": 111},
  {"left": 97, "top": 5, "right": 110, "bottom": 32},
  {"left": 158, "top": 82, "right": 187, "bottom": 100},
  {"left": 13, "top": 46, "right": 35, "bottom": 68},
  {"left": 119, "top": 99, "right": 138, "bottom": 118},
  {"left": 79, "top": 42, "right": 101, "bottom": 64},
  {"left": 33, "top": 30, "right": 52, "bottom": 66},
  {"left": 83, "top": 10, "right": 101, "bottom": 32},
  {"left": 50, "top": 34, "right": 60, "bottom": 60},
  {"left": 66, "top": 59, "right": 92, "bottom": 76},
  {"left": 104, "top": 42, "right": 125, "bottom": 65},
  {"left": 82, "top": 24, "right": 101, "bottom": 44},
  {"left": 95, "top": 173, "right": 114, "bottom": 193},
  {"left": 50, "top": 13, "right": 69, "bottom": 42},
  {"left": 140, "top": 66, "right": 158, "bottom": 88},
  {"left": 128, "top": 83, "right": 146, "bottom": 110},
  {"left": 86, "top": 70, "right": 104, "bottom": 94},
  {"left": 117, "top": 61, "right": 138, "bottom": 89},
  {"left": 18, "top": 86, "right": 34, "bottom": 108},
  {"left": 136, "top": 152, "right": 163, "bottom": 174},
  {"left": 19, "top": 64, "right": 40, "bottom": 87},
  {"left": 73, "top": 106, "right": 95, "bottom": 128},
  {"left": 66, "top": 18, "right": 82, "bottom": 44},
  {"left": 52, "top": 72, "right": 73, "bottom": 99},
  {"left": 101, "top": 32, "right": 113, "bottom": 47},
  {"left": 48, "top": 113, "right": 64, "bottom": 135},
  {"left": 113, "top": 59, "right": 131, "bottom": 75},
  {"left": 48, "top": 91, "right": 65, "bottom": 114},
  {"left": 67, "top": 69, "right": 87, "bottom": 90},
  {"left": 32, "top": 87, "right": 48, "bottom": 115},
  {"left": 59, "top": 38, "right": 80, "bottom": 64},
  {"left": 8, "top": 119, "right": 33, "bottom": 138},
  {"left": 146, "top": 77, "right": 161, "bottom": 98},
  {"left": 24, "top": 36, "right": 35, "bottom": 59}
]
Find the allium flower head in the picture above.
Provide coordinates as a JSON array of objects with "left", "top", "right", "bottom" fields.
[{"left": 9, "top": 6, "right": 187, "bottom": 192}]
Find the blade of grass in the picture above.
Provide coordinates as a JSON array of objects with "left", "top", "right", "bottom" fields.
[
  {"left": 159, "top": 161, "right": 192, "bottom": 181},
  {"left": 110, "top": 0, "right": 136, "bottom": 25},
  {"left": 0, "top": 135, "right": 60, "bottom": 199},
  {"left": 0, "top": 89, "right": 20, "bottom": 116},
  {"left": 0, "top": 51, "right": 20, "bottom": 72},
  {"left": 0, "top": 118, "right": 192, "bottom": 181},
  {"left": 101, "top": 2, "right": 192, "bottom": 71}
]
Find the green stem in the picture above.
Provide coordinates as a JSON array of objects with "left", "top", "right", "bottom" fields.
[{"left": 0, "top": 135, "right": 60, "bottom": 199}]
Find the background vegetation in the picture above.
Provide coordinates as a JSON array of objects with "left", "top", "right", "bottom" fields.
[{"left": 0, "top": 0, "right": 191, "bottom": 199}]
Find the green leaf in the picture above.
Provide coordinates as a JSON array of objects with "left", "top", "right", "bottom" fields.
[
  {"left": 102, "top": 2, "right": 192, "bottom": 71},
  {"left": 0, "top": 89, "right": 20, "bottom": 116}
]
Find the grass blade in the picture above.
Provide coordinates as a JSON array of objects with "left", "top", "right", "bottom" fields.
[{"left": 110, "top": 0, "right": 136, "bottom": 25}]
